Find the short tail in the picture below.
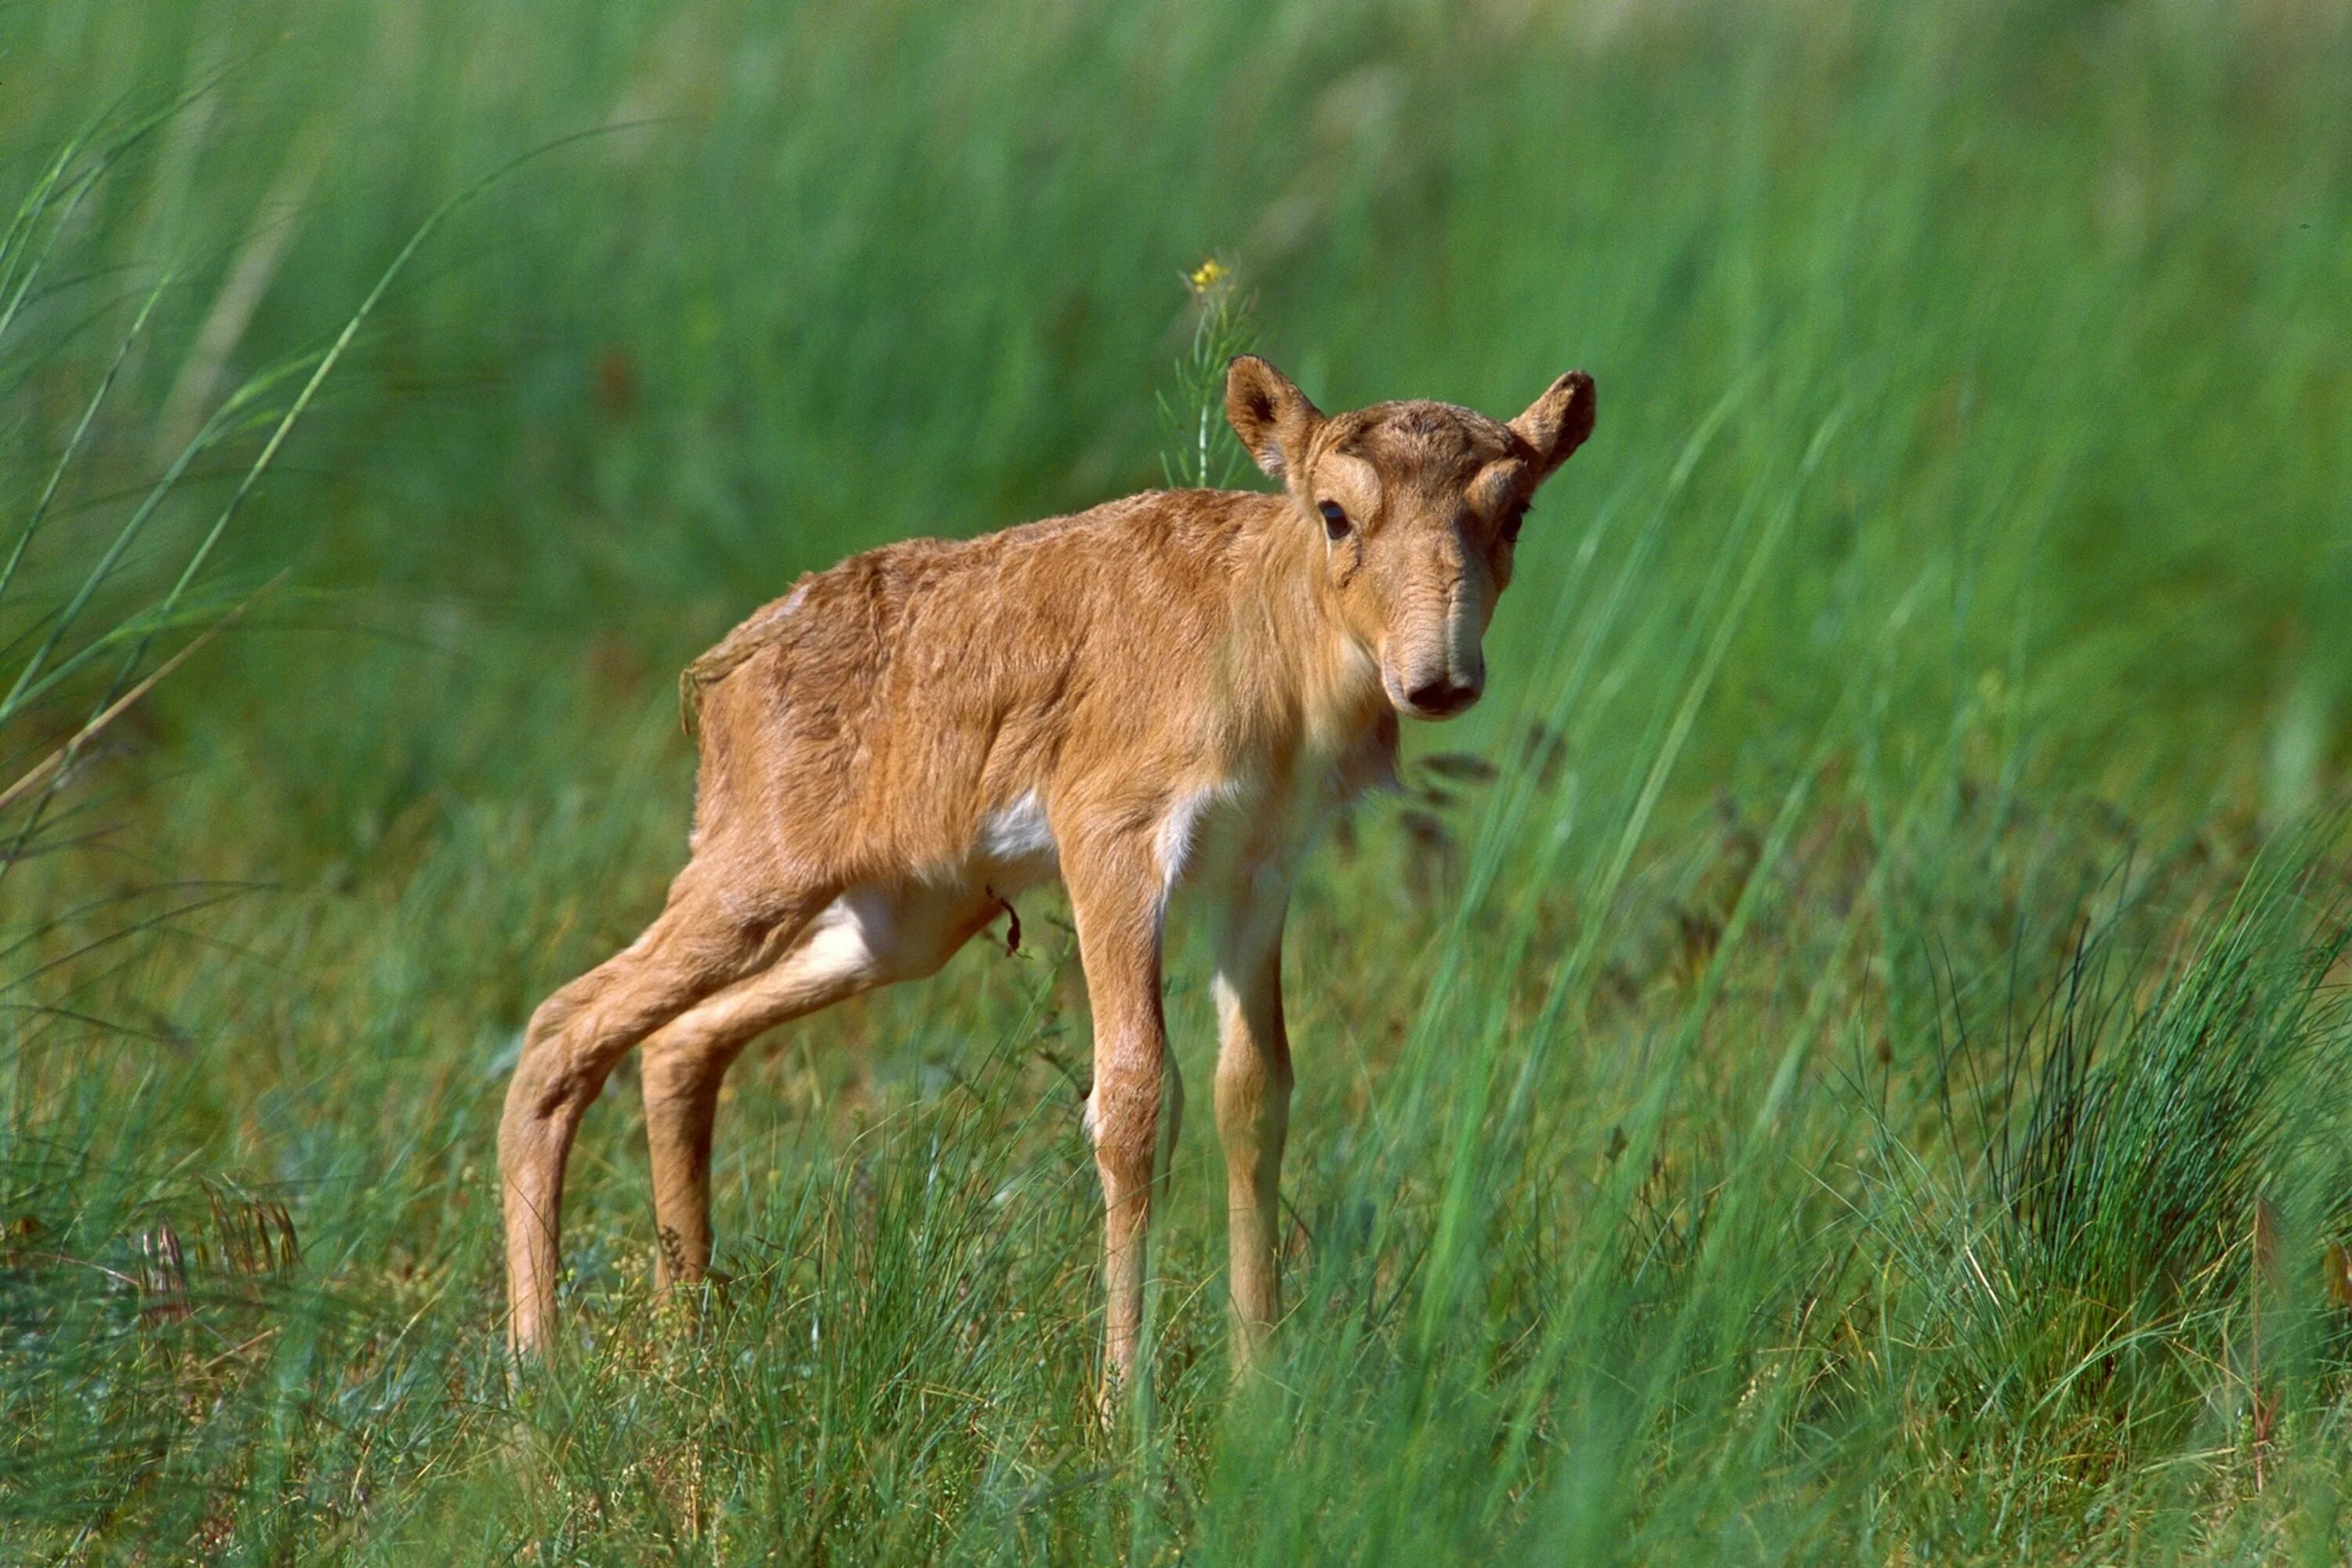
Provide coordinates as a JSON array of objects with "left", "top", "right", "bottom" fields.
[{"left": 678, "top": 586, "right": 806, "bottom": 736}]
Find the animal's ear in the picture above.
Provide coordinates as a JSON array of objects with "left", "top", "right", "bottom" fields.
[
  {"left": 1508, "top": 370, "right": 1597, "bottom": 482},
  {"left": 1225, "top": 355, "right": 1324, "bottom": 480}
]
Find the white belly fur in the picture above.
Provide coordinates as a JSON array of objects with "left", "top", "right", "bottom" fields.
[
  {"left": 965, "top": 746, "right": 1393, "bottom": 906},
  {"left": 975, "top": 789, "right": 1059, "bottom": 892}
]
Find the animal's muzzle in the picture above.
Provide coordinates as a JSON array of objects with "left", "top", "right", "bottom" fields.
[
  {"left": 1404, "top": 673, "right": 1483, "bottom": 717},
  {"left": 1391, "top": 567, "right": 1487, "bottom": 720}
]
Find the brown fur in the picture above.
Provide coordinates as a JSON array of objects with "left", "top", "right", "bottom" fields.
[{"left": 500, "top": 357, "right": 1596, "bottom": 1395}]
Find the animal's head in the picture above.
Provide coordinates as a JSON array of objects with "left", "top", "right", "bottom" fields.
[{"left": 1226, "top": 355, "right": 1596, "bottom": 721}]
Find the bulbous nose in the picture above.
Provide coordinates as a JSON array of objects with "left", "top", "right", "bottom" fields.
[{"left": 1406, "top": 673, "right": 1482, "bottom": 717}]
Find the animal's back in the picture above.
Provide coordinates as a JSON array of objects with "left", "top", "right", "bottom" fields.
[{"left": 682, "top": 490, "right": 1262, "bottom": 880}]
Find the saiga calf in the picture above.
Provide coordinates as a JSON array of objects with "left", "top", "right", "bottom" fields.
[{"left": 499, "top": 356, "right": 1597, "bottom": 1392}]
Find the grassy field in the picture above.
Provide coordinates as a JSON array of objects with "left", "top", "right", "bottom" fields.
[{"left": 6, "top": 0, "right": 2352, "bottom": 1559}]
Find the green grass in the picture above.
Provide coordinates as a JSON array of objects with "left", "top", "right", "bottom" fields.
[{"left": 5, "top": 0, "right": 2352, "bottom": 1559}]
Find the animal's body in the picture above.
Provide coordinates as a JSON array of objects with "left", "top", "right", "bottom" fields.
[{"left": 499, "top": 357, "right": 1596, "bottom": 1392}]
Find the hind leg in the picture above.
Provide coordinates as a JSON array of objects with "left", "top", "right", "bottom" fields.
[
  {"left": 499, "top": 865, "right": 830, "bottom": 1352},
  {"left": 641, "top": 882, "right": 1000, "bottom": 1290}
]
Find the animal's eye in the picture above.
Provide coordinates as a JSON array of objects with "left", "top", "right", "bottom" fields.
[
  {"left": 1500, "top": 504, "right": 1528, "bottom": 546},
  {"left": 1318, "top": 500, "right": 1352, "bottom": 541}
]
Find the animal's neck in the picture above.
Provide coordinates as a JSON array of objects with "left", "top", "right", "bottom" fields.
[{"left": 1226, "top": 494, "right": 1391, "bottom": 771}]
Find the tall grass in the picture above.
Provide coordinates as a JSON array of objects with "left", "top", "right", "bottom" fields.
[{"left": 3, "top": 0, "right": 2351, "bottom": 1560}]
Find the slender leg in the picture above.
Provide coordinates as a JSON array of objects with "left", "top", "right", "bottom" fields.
[
  {"left": 499, "top": 866, "right": 826, "bottom": 1352},
  {"left": 1212, "top": 875, "right": 1292, "bottom": 1368},
  {"left": 1063, "top": 832, "right": 1175, "bottom": 1404},
  {"left": 640, "top": 884, "right": 996, "bottom": 1290},
  {"left": 642, "top": 1044, "right": 729, "bottom": 1293}
]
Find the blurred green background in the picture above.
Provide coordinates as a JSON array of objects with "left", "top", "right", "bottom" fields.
[{"left": 5, "top": 1, "right": 2352, "bottom": 1561}]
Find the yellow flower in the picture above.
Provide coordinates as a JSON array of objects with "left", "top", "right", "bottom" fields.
[{"left": 1188, "top": 257, "right": 1229, "bottom": 294}]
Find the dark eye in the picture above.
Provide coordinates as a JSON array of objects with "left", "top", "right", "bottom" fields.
[
  {"left": 1318, "top": 500, "right": 1352, "bottom": 541},
  {"left": 1500, "top": 504, "right": 1528, "bottom": 545}
]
